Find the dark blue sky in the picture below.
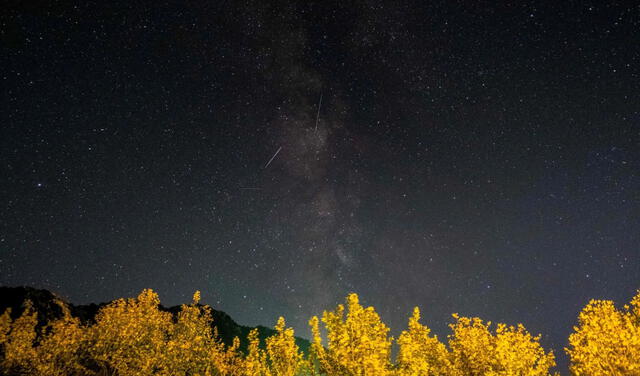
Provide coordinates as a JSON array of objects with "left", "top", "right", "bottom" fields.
[{"left": 1, "top": 1, "right": 638, "bottom": 372}]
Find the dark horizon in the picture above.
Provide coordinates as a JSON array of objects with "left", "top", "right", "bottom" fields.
[{"left": 2, "top": 1, "right": 639, "bottom": 372}]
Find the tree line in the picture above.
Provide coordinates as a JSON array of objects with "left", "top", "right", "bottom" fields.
[{"left": 1, "top": 288, "right": 639, "bottom": 375}]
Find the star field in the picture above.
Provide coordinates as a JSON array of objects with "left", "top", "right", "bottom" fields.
[{"left": 1, "top": 1, "right": 639, "bottom": 371}]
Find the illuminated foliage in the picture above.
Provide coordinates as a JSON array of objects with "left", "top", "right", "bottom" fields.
[
  {"left": 448, "top": 313, "right": 556, "bottom": 376},
  {"left": 396, "top": 307, "right": 452, "bottom": 375},
  {"left": 0, "top": 308, "right": 12, "bottom": 354},
  {"left": 310, "top": 293, "right": 393, "bottom": 375},
  {"left": 0, "top": 301, "right": 38, "bottom": 375},
  {"left": 566, "top": 290, "right": 640, "bottom": 376},
  {"left": 2, "top": 288, "right": 638, "bottom": 375},
  {"left": 244, "top": 328, "right": 272, "bottom": 376},
  {"left": 212, "top": 335, "right": 244, "bottom": 375},
  {"left": 87, "top": 289, "right": 174, "bottom": 375},
  {"left": 266, "top": 317, "right": 307, "bottom": 376},
  {"left": 32, "top": 299, "right": 89, "bottom": 375},
  {"left": 164, "top": 290, "right": 221, "bottom": 375}
]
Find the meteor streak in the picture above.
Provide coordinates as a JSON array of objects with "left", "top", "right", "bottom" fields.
[{"left": 264, "top": 146, "right": 282, "bottom": 169}]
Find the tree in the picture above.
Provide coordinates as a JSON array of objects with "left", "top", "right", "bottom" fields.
[
  {"left": 87, "top": 289, "right": 174, "bottom": 375},
  {"left": 32, "top": 299, "right": 88, "bottom": 375},
  {"left": 310, "top": 293, "right": 392, "bottom": 375},
  {"left": 243, "top": 328, "right": 271, "bottom": 376},
  {"left": 566, "top": 290, "right": 640, "bottom": 376},
  {"left": 165, "top": 290, "right": 223, "bottom": 375},
  {"left": 0, "top": 301, "right": 38, "bottom": 375},
  {"left": 448, "top": 314, "right": 556, "bottom": 376},
  {"left": 396, "top": 307, "right": 452, "bottom": 375},
  {"left": 266, "top": 317, "right": 307, "bottom": 376}
]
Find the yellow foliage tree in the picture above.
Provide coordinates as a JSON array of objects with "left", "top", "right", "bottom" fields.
[
  {"left": 310, "top": 293, "right": 392, "bottom": 375},
  {"left": 32, "top": 299, "right": 89, "bottom": 375},
  {"left": 566, "top": 290, "right": 640, "bottom": 376},
  {"left": 448, "top": 315, "right": 494, "bottom": 376},
  {"left": 0, "top": 308, "right": 13, "bottom": 354},
  {"left": 164, "top": 290, "right": 223, "bottom": 375},
  {"left": 244, "top": 328, "right": 272, "bottom": 376},
  {"left": 0, "top": 301, "right": 38, "bottom": 375},
  {"left": 87, "top": 288, "right": 174, "bottom": 375},
  {"left": 448, "top": 314, "right": 556, "bottom": 376},
  {"left": 396, "top": 307, "right": 452, "bottom": 376},
  {"left": 211, "top": 335, "right": 244, "bottom": 376},
  {"left": 266, "top": 317, "right": 307, "bottom": 376},
  {"left": 492, "top": 323, "right": 556, "bottom": 376}
]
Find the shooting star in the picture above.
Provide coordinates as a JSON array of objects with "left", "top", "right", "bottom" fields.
[
  {"left": 314, "top": 92, "right": 323, "bottom": 135},
  {"left": 264, "top": 146, "right": 282, "bottom": 169}
]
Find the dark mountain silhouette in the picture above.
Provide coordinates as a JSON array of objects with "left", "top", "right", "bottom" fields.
[{"left": 0, "top": 286, "right": 310, "bottom": 354}]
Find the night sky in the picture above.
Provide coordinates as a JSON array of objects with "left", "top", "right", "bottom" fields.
[{"left": 1, "top": 1, "right": 639, "bottom": 371}]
